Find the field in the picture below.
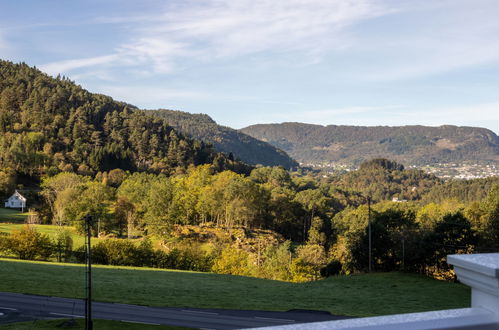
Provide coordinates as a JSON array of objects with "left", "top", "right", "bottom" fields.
[
  {"left": 0, "top": 208, "right": 86, "bottom": 249},
  {"left": 0, "top": 319, "right": 190, "bottom": 329},
  {"left": 0, "top": 258, "right": 470, "bottom": 317},
  {"left": 0, "top": 208, "right": 30, "bottom": 224},
  {"left": 0, "top": 223, "right": 86, "bottom": 248}
]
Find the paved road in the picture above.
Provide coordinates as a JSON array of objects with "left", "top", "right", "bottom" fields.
[{"left": 0, "top": 292, "right": 350, "bottom": 329}]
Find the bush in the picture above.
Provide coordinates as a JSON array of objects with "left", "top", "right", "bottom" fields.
[
  {"left": 320, "top": 260, "right": 342, "bottom": 277},
  {"left": 4, "top": 226, "right": 53, "bottom": 260},
  {"left": 91, "top": 239, "right": 147, "bottom": 266},
  {"left": 0, "top": 232, "right": 9, "bottom": 255},
  {"left": 212, "top": 246, "right": 255, "bottom": 276},
  {"left": 72, "top": 237, "right": 213, "bottom": 271},
  {"left": 156, "top": 243, "right": 214, "bottom": 272},
  {"left": 289, "top": 258, "right": 315, "bottom": 282}
]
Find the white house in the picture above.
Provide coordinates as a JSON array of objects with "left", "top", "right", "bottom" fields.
[{"left": 4, "top": 190, "right": 27, "bottom": 211}]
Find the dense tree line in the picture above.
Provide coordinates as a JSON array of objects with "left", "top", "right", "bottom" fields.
[
  {"left": 328, "top": 159, "right": 441, "bottom": 202},
  {"left": 422, "top": 176, "right": 499, "bottom": 204},
  {"left": 38, "top": 165, "right": 337, "bottom": 243}
]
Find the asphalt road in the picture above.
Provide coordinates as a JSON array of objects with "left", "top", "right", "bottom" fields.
[{"left": 0, "top": 292, "right": 350, "bottom": 329}]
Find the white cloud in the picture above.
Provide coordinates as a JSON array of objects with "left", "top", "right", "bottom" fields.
[
  {"left": 155, "top": 0, "right": 385, "bottom": 56},
  {"left": 38, "top": 1, "right": 397, "bottom": 78},
  {"left": 101, "top": 0, "right": 394, "bottom": 73},
  {"left": 39, "top": 55, "right": 119, "bottom": 76},
  {"left": 26, "top": 0, "right": 499, "bottom": 82}
]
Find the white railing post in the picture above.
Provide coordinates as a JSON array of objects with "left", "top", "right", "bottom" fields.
[{"left": 447, "top": 253, "right": 499, "bottom": 313}]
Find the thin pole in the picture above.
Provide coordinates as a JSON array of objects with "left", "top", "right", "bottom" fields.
[
  {"left": 85, "top": 215, "right": 93, "bottom": 330},
  {"left": 368, "top": 196, "right": 372, "bottom": 273},
  {"left": 402, "top": 236, "right": 405, "bottom": 271}
]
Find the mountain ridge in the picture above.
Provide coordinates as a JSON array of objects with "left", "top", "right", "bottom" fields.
[
  {"left": 240, "top": 122, "right": 499, "bottom": 166},
  {"left": 146, "top": 109, "right": 298, "bottom": 169}
]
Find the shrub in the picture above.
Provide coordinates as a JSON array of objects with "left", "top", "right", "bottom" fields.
[
  {"left": 156, "top": 243, "right": 214, "bottom": 272},
  {"left": 91, "top": 239, "right": 143, "bottom": 266},
  {"left": 4, "top": 226, "right": 53, "bottom": 260},
  {"left": 320, "top": 260, "right": 342, "bottom": 277},
  {"left": 212, "top": 246, "right": 255, "bottom": 276},
  {"left": 0, "top": 232, "right": 9, "bottom": 255}
]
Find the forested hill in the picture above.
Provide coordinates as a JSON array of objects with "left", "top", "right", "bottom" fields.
[
  {"left": 241, "top": 122, "right": 499, "bottom": 166},
  {"left": 0, "top": 60, "right": 250, "bottom": 178},
  {"left": 147, "top": 109, "right": 298, "bottom": 169}
]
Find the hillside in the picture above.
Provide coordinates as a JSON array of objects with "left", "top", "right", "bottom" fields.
[
  {"left": 0, "top": 60, "right": 250, "bottom": 179},
  {"left": 147, "top": 109, "right": 298, "bottom": 169},
  {"left": 328, "top": 158, "right": 441, "bottom": 202},
  {"left": 241, "top": 123, "right": 499, "bottom": 166}
]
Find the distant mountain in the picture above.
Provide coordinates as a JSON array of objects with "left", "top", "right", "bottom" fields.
[
  {"left": 147, "top": 110, "right": 298, "bottom": 169},
  {"left": 240, "top": 123, "right": 499, "bottom": 166}
]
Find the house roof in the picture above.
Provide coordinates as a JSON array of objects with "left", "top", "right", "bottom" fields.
[{"left": 9, "top": 190, "right": 27, "bottom": 201}]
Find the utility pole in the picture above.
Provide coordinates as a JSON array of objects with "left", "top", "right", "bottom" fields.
[
  {"left": 84, "top": 215, "right": 93, "bottom": 330},
  {"left": 368, "top": 196, "right": 372, "bottom": 273},
  {"left": 402, "top": 236, "right": 405, "bottom": 271}
]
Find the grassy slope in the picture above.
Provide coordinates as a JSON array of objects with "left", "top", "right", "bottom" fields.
[
  {"left": 0, "top": 258, "right": 469, "bottom": 317},
  {"left": 0, "top": 319, "right": 191, "bottom": 329}
]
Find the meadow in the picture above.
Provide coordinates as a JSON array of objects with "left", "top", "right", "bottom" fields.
[
  {"left": 0, "top": 208, "right": 30, "bottom": 224},
  {"left": 0, "top": 258, "right": 469, "bottom": 317},
  {"left": 0, "top": 222, "right": 86, "bottom": 248}
]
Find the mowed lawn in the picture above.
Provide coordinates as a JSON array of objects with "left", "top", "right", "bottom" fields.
[
  {"left": 0, "top": 258, "right": 470, "bottom": 317},
  {"left": 0, "top": 208, "right": 29, "bottom": 223},
  {"left": 0, "top": 223, "right": 85, "bottom": 248},
  {"left": 0, "top": 208, "right": 86, "bottom": 249}
]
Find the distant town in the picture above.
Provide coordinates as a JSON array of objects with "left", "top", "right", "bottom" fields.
[{"left": 303, "top": 162, "right": 499, "bottom": 180}]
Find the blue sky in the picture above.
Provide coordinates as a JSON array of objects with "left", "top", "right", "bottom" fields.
[{"left": 1, "top": 0, "right": 499, "bottom": 133}]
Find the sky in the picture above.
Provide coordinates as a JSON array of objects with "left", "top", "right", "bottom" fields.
[{"left": 1, "top": 0, "right": 499, "bottom": 133}]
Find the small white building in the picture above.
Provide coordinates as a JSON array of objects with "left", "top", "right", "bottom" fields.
[{"left": 4, "top": 190, "right": 27, "bottom": 211}]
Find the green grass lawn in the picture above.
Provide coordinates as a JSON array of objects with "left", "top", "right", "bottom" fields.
[
  {"left": 0, "top": 224, "right": 85, "bottom": 248},
  {"left": 0, "top": 208, "right": 29, "bottom": 224},
  {"left": 0, "top": 319, "right": 191, "bottom": 329},
  {"left": 0, "top": 208, "right": 87, "bottom": 250},
  {"left": 0, "top": 258, "right": 470, "bottom": 317}
]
